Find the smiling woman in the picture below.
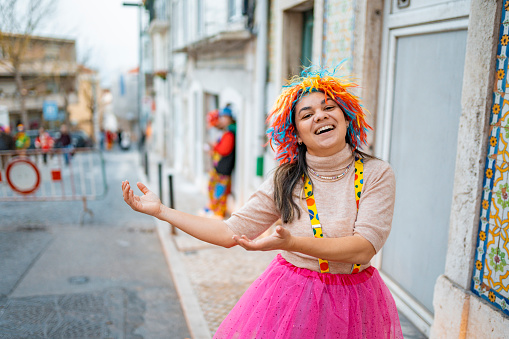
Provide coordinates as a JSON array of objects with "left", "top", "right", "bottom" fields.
[{"left": 122, "top": 66, "right": 402, "bottom": 338}]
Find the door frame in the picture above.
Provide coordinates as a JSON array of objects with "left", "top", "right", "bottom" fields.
[
  {"left": 373, "top": 1, "right": 470, "bottom": 335},
  {"left": 274, "top": 0, "right": 324, "bottom": 89}
]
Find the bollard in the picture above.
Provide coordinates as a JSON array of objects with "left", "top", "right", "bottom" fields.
[
  {"left": 144, "top": 151, "right": 149, "bottom": 180},
  {"left": 168, "top": 174, "right": 175, "bottom": 209},
  {"left": 168, "top": 174, "right": 177, "bottom": 235},
  {"left": 158, "top": 162, "right": 163, "bottom": 201}
]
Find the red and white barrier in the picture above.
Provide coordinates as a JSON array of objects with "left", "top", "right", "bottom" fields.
[{"left": 0, "top": 148, "right": 107, "bottom": 202}]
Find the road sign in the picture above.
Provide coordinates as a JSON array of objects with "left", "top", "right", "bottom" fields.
[
  {"left": 43, "top": 101, "right": 59, "bottom": 121},
  {"left": 5, "top": 158, "right": 41, "bottom": 195}
]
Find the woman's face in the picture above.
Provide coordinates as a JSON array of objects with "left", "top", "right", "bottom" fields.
[{"left": 294, "top": 92, "right": 348, "bottom": 157}]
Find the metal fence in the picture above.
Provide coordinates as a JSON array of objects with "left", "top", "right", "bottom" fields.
[{"left": 0, "top": 148, "right": 107, "bottom": 224}]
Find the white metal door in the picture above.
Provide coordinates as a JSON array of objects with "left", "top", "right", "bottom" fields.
[{"left": 375, "top": 0, "right": 470, "bottom": 335}]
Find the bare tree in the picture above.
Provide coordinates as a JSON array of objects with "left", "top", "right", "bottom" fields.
[
  {"left": 0, "top": 0, "right": 58, "bottom": 127},
  {"left": 78, "top": 47, "right": 97, "bottom": 119},
  {"left": 76, "top": 45, "right": 101, "bottom": 140}
]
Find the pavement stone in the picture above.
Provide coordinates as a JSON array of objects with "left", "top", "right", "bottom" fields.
[
  {"left": 0, "top": 230, "right": 53, "bottom": 297},
  {"left": 0, "top": 288, "right": 141, "bottom": 339},
  {"left": 175, "top": 231, "right": 276, "bottom": 335},
  {"left": 398, "top": 312, "right": 427, "bottom": 339}
]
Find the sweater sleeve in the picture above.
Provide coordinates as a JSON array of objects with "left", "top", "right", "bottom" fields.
[
  {"left": 214, "top": 132, "right": 235, "bottom": 156},
  {"left": 353, "top": 161, "right": 396, "bottom": 253},
  {"left": 225, "top": 176, "right": 281, "bottom": 239}
]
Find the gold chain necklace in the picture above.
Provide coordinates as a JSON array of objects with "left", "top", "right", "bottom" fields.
[{"left": 308, "top": 162, "right": 352, "bottom": 182}]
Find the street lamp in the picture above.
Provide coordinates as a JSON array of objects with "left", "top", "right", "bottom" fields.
[{"left": 122, "top": 2, "right": 144, "bottom": 149}]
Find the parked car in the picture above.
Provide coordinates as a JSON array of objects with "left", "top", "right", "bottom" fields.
[
  {"left": 25, "top": 129, "right": 40, "bottom": 149},
  {"left": 70, "top": 130, "right": 93, "bottom": 148}
]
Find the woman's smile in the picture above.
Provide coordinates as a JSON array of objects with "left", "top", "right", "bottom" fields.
[{"left": 315, "top": 124, "right": 335, "bottom": 135}]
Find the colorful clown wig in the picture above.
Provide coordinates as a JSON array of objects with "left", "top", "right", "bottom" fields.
[
  {"left": 206, "top": 109, "right": 219, "bottom": 128},
  {"left": 267, "top": 65, "right": 372, "bottom": 165}
]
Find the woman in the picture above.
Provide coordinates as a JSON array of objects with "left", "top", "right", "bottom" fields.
[
  {"left": 206, "top": 105, "right": 236, "bottom": 218},
  {"left": 56, "top": 124, "right": 72, "bottom": 165},
  {"left": 122, "top": 68, "right": 402, "bottom": 338},
  {"left": 35, "top": 127, "right": 54, "bottom": 164}
]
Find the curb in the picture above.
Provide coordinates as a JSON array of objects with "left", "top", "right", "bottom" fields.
[
  {"left": 136, "top": 152, "right": 211, "bottom": 339},
  {"left": 156, "top": 219, "right": 212, "bottom": 339}
]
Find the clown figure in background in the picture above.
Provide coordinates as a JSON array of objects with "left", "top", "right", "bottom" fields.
[
  {"left": 15, "top": 124, "right": 30, "bottom": 151},
  {"left": 206, "top": 105, "right": 236, "bottom": 218}
]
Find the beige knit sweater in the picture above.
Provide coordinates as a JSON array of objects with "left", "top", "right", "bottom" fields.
[{"left": 225, "top": 145, "right": 396, "bottom": 274}]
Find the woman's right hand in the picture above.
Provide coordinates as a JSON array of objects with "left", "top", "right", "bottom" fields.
[{"left": 122, "top": 181, "right": 162, "bottom": 217}]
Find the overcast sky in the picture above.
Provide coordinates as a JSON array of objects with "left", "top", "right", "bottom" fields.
[{"left": 39, "top": 0, "right": 140, "bottom": 87}]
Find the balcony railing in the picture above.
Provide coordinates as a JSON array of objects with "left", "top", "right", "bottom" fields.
[
  {"left": 0, "top": 92, "right": 77, "bottom": 112},
  {"left": 145, "top": 0, "right": 168, "bottom": 23},
  {"left": 172, "top": 0, "right": 253, "bottom": 54},
  {"left": 0, "top": 59, "right": 77, "bottom": 76},
  {"left": 147, "top": 0, "right": 169, "bottom": 35}
]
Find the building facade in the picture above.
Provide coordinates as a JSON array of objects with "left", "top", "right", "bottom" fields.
[
  {"left": 147, "top": 0, "right": 509, "bottom": 336},
  {"left": 67, "top": 65, "right": 100, "bottom": 140},
  {"left": 147, "top": 0, "right": 263, "bottom": 204},
  {"left": 110, "top": 68, "right": 141, "bottom": 140},
  {"left": 0, "top": 34, "right": 78, "bottom": 131}
]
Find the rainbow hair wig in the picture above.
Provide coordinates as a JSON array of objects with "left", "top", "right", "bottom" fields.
[{"left": 266, "top": 65, "right": 372, "bottom": 165}]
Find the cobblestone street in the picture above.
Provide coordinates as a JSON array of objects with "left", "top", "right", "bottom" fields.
[
  {"left": 0, "top": 288, "right": 143, "bottom": 338},
  {"left": 0, "top": 151, "right": 190, "bottom": 339}
]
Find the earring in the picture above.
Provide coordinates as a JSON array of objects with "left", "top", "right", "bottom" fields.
[{"left": 298, "top": 141, "right": 302, "bottom": 145}]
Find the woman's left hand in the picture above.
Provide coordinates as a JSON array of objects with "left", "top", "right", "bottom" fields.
[{"left": 233, "top": 226, "right": 293, "bottom": 251}]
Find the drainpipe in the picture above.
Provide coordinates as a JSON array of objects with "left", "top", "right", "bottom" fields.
[{"left": 255, "top": 0, "right": 268, "bottom": 177}]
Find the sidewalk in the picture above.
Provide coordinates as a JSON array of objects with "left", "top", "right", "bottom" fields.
[{"left": 142, "top": 151, "right": 426, "bottom": 339}]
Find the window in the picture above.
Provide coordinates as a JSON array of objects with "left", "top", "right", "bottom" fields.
[
  {"left": 197, "top": 0, "right": 203, "bottom": 37},
  {"left": 228, "top": 0, "right": 236, "bottom": 19},
  {"left": 228, "top": 0, "right": 242, "bottom": 21},
  {"left": 172, "top": 1, "right": 179, "bottom": 46},
  {"left": 44, "top": 44, "right": 59, "bottom": 61},
  {"left": 155, "top": 0, "right": 168, "bottom": 20},
  {"left": 46, "top": 81, "right": 59, "bottom": 94},
  {"left": 301, "top": 9, "right": 314, "bottom": 68},
  {"left": 183, "top": 0, "right": 188, "bottom": 44}
]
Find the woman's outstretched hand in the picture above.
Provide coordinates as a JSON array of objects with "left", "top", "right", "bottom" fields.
[
  {"left": 233, "top": 226, "right": 293, "bottom": 252},
  {"left": 122, "top": 180, "right": 162, "bottom": 217}
]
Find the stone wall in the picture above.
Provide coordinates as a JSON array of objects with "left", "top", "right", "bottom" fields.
[{"left": 322, "top": 0, "right": 354, "bottom": 73}]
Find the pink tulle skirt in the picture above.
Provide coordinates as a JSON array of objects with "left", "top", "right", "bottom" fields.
[{"left": 214, "top": 254, "right": 403, "bottom": 339}]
